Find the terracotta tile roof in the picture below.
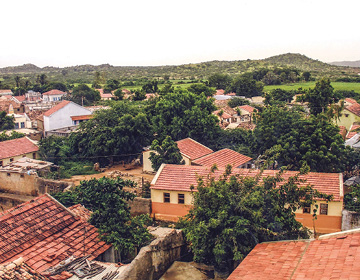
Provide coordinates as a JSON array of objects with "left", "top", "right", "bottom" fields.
[
  {"left": 42, "top": 90, "right": 66, "bottom": 96},
  {"left": 70, "top": 115, "right": 93, "bottom": 121},
  {"left": 213, "top": 110, "right": 232, "bottom": 119},
  {"left": 215, "top": 89, "right": 225, "bottom": 95},
  {"left": 151, "top": 164, "right": 342, "bottom": 201},
  {"left": 44, "top": 100, "right": 71, "bottom": 117},
  {"left": 0, "top": 100, "right": 21, "bottom": 112},
  {"left": 345, "top": 97, "right": 358, "bottom": 104},
  {"left": 0, "top": 257, "right": 49, "bottom": 280},
  {"left": 96, "top": 89, "right": 104, "bottom": 94},
  {"left": 0, "top": 137, "right": 38, "bottom": 160},
  {"left": 0, "top": 89, "right": 13, "bottom": 95},
  {"left": 346, "top": 102, "right": 360, "bottom": 116},
  {"left": 228, "top": 229, "right": 360, "bottom": 280},
  {"left": 68, "top": 204, "right": 92, "bottom": 222},
  {"left": 0, "top": 194, "right": 111, "bottom": 273},
  {"left": 175, "top": 138, "right": 214, "bottom": 160},
  {"left": 192, "top": 149, "right": 252, "bottom": 168},
  {"left": 346, "top": 124, "right": 360, "bottom": 139},
  {"left": 238, "top": 105, "right": 255, "bottom": 113},
  {"left": 100, "top": 93, "right": 114, "bottom": 98},
  {"left": 338, "top": 125, "right": 347, "bottom": 140},
  {"left": 14, "top": 95, "right": 26, "bottom": 103}
]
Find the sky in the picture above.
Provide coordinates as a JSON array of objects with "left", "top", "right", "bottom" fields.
[{"left": 1, "top": 0, "right": 359, "bottom": 68}]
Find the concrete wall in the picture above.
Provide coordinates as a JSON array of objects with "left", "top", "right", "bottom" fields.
[
  {"left": 335, "top": 110, "right": 360, "bottom": 131},
  {"left": 129, "top": 197, "right": 151, "bottom": 216},
  {"left": 342, "top": 209, "right": 360, "bottom": 231},
  {"left": 1, "top": 152, "right": 38, "bottom": 167},
  {"left": 116, "top": 228, "right": 186, "bottom": 280}
]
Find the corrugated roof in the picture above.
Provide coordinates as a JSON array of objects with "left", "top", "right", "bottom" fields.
[
  {"left": 0, "top": 194, "right": 111, "bottom": 273},
  {"left": 151, "top": 164, "right": 342, "bottom": 201},
  {"left": 176, "top": 138, "right": 213, "bottom": 160},
  {"left": 193, "top": 148, "right": 252, "bottom": 168},
  {"left": 0, "top": 137, "right": 38, "bottom": 160},
  {"left": 228, "top": 229, "right": 360, "bottom": 280},
  {"left": 43, "top": 100, "right": 71, "bottom": 117},
  {"left": 43, "top": 90, "right": 66, "bottom": 96}
]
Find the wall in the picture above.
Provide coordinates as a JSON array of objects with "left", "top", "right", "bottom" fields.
[
  {"left": 336, "top": 110, "right": 360, "bottom": 131},
  {"left": 143, "top": 151, "right": 191, "bottom": 173},
  {"left": 342, "top": 209, "right": 360, "bottom": 231},
  {"left": 116, "top": 228, "right": 186, "bottom": 280},
  {"left": 1, "top": 152, "right": 38, "bottom": 167},
  {"left": 129, "top": 197, "right": 151, "bottom": 216}
]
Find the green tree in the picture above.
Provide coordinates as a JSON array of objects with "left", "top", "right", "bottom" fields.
[
  {"left": 71, "top": 84, "right": 101, "bottom": 105},
  {"left": 150, "top": 136, "right": 185, "bottom": 171},
  {"left": 52, "top": 177, "right": 152, "bottom": 257},
  {"left": 113, "top": 88, "right": 124, "bottom": 100},
  {"left": 142, "top": 80, "right": 158, "bottom": 93},
  {"left": 227, "top": 75, "right": 264, "bottom": 97},
  {"left": 302, "top": 71, "right": 311, "bottom": 82},
  {"left": 46, "top": 82, "right": 68, "bottom": 92},
  {"left": 227, "top": 97, "right": 250, "bottom": 108},
  {"left": 38, "top": 136, "right": 71, "bottom": 165},
  {"left": 104, "top": 79, "right": 121, "bottom": 93},
  {"left": 36, "top": 74, "right": 48, "bottom": 86},
  {"left": 264, "top": 88, "right": 299, "bottom": 105},
  {"left": 208, "top": 73, "right": 232, "bottom": 89},
  {"left": 132, "top": 90, "right": 146, "bottom": 101},
  {"left": 0, "top": 131, "right": 25, "bottom": 142},
  {"left": 0, "top": 111, "right": 15, "bottom": 131},
  {"left": 188, "top": 83, "right": 216, "bottom": 97},
  {"left": 179, "top": 167, "right": 331, "bottom": 271}
]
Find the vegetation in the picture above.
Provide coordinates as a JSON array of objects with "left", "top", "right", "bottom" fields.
[
  {"left": 179, "top": 166, "right": 331, "bottom": 271},
  {"left": 52, "top": 177, "right": 152, "bottom": 258},
  {"left": 0, "top": 131, "right": 25, "bottom": 142},
  {"left": 0, "top": 111, "right": 15, "bottom": 131}
]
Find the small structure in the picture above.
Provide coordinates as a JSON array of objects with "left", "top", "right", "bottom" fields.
[
  {"left": 42, "top": 89, "right": 67, "bottom": 102},
  {"left": 0, "top": 89, "right": 13, "bottom": 96},
  {"left": 0, "top": 137, "right": 38, "bottom": 167},
  {"left": 227, "top": 228, "right": 360, "bottom": 280},
  {"left": 0, "top": 157, "right": 54, "bottom": 176},
  {"left": 336, "top": 99, "right": 360, "bottom": 131}
]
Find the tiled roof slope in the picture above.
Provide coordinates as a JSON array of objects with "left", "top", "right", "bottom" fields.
[
  {"left": 346, "top": 102, "right": 360, "bottom": 116},
  {"left": 151, "top": 164, "right": 342, "bottom": 201},
  {"left": 339, "top": 125, "right": 347, "bottom": 140},
  {"left": 346, "top": 124, "right": 360, "bottom": 139},
  {"left": 0, "top": 257, "right": 49, "bottom": 280},
  {"left": 238, "top": 105, "right": 255, "bottom": 113},
  {"left": 227, "top": 229, "right": 360, "bottom": 280},
  {"left": 44, "top": 100, "right": 71, "bottom": 117},
  {"left": 14, "top": 95, "right": 26, "bottom": 103},
  {"left": 345, "top": 97, "right": 358, "bottom": 105},
  {"left": 68, "top": 204, "right": 92, "bottom": 222},
  {"left": 43, "top": 90, "right": 66, "bottom": 96},
  {"left": 175, "top": 138, "right": 213, "bottom": 160},
  {"left": 0, "top": 194, "right": 111, "bottom": 272},
  {"left": 192, "top": 148, "right": 252, "bottom": 169},
  {"left": 0, "top": 137, "right": 38, "bottom": 159}
]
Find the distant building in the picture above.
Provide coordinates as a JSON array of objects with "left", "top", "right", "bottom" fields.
[
  {"left": 0, "top": 137, "right": 39, "bottom": 167},
  {"left": 42, "top": 89, "right": 66, "bottom": 102}
]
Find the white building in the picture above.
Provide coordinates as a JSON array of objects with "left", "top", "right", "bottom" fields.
[{"left": 42, "top": 89, "right": 66, "bottom": 102}]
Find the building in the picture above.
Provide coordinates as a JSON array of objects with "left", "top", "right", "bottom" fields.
[
  {"left": 42, "top": 89, "right": 67, "bottom": 102},
  {"left": 0, "top": 194, "right": 117, "bottom": 273},
  {"left": 142, "top": 138, "right": 214, "bottom": 173},
  {"left": 0, "top": 89, "right": 13, "bottom": 96},
  {"left": 0, "top": 137, "right": 39, "bottom": 167},
  {"left": 150, "top": 164, "right": 343, "bottom": 233},
  {"left": 43, "top": 100, "right": 92, "bottom": 134},
  {"left": 336, "top": 100, "right": 360, "bottom": 131},
  {"left": 227, "top": 228, "right": 360, "bottom": 280}
]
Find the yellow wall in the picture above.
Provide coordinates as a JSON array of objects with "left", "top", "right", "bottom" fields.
[
  {"left": 1, "top": 152, "right": 38, "bottom": 167},
  {"left": 151, "top": 189, "right": 193, "bottom": 205},
  {"left": 335, "top": 110, "right": 360, "bottom": 131}
]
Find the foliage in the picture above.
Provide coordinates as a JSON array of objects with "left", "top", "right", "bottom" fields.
[
  {"left": 179, "top": 167, "right": 331, "bottom": 270},
  {"left": 132, "top": 90, "right": 146, "bottom": 101},
  {"left": 38, "top": 136, "right": 71, "bottom": 165},
  {"left": 113, "top": 88, "right": 124, "bottom": 100},
  {"left": 344, "top": 184, "right": 360, "bottom": 212},
  {"left": 0, "top": 111, "right": 15, "bottom": 131},
  {"left": 142, "top": 80, "right": 158, "bottom": 93},
  {"left": 0, "top": 130, "right": 25, "bottom": 142},
  {"left": 104, "top": 79, "right": 121, "bottom": 93},
  {"left": 227, "top": 97, "right": 250, "bottom": 108},
  {"left": 264, "top": 88, "right": 300, "bottom": 105},
  {"left": 226, "top": 74, "right": 264, "bottom": 97},
  {"left": 52, "top": 177, "right": 152, "bottom": 256},
  {"left": 46, "top": 82, "right": 68, "bottom": 92},
  {"left": 187, "top": 83, "right": 216, "bottom": 97},
  {"left": 71, "top": 84, "right": 101, "bottom": 105},
  {"left": 149, "top": 136, "right": 185, "bottom": 171},
  {"left": 208, "top": 73, "right": 232, "bottom": 89}
]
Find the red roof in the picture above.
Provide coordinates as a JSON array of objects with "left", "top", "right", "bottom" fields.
[
  {"left": 192, "top": 148, "right": 252, "bottom": 168},
  {"left": 238, "top": 105, "right": 255, "bottom": 113},
  {"left": 228, "top": 230, "right": 360, "bottom": 280},
  {"left": 0, "top": 137, "right": 38, "bottom": 160},
  {"left": 215, "top": 89, "right": 225, "bottom": 95},
  {"left": 42, "top": 90, "right": 66, "bottom": 96},
  {"left": 346, "top": 103, "right": 360, "bottom": 116},
  {"left": 0, "top": 90, "right": 13, "bottom": 94},
  {"left": 0, "top": 194, "right": 111, "bottom": 272},
  {"left": 176, "top": 138, "right": 213, "bottom": 160},
  {"left": 346, "top": 124, "right": 360, "bottom": 139},
  {"left": 151, "top": 164, "right": 343, "bottom": 201},
  {"left": 44, "top": 100, "right": 71, "bottom": 117},
  {"left": 96, "top": 89, "right": 104, "bottom": 94},
  {"left": 339, "top": 126, "right": 347, "bottom": 140},
  {"left": 13, "top": 95, "right": 26, "bottom": 103},
  {"left": 213, "top": 110, "right": 232, "bottom": 119},
  {"left": 70, "top": 114, "right": 93, "bottom": 121},
  {"left": 68, "top": 204, "right": 92, "bottom": 222},
  {"left": 345, "top": 98, "right": 358, "bottom": 105},
  {"left": 101, "top": 93, "right": 114, "bottom": 98}
]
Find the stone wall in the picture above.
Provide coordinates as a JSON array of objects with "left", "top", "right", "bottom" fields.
[
  {"left": 116, "top": 227, "right": 186, "bottom": 280},
  {"left": 129, "top": 197, "right": 151, "bottom": 216},
  {"left": 342, "top": 209, "right": 360, "bottom": 231}
]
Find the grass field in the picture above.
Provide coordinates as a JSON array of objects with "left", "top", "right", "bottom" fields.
[{"left": 264, "top": 82, "right": 360, "bottom": 93}]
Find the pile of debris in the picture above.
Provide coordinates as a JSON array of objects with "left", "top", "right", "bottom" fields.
[{"left": 0, "top": 257, "right": 48, "bottom": 280}]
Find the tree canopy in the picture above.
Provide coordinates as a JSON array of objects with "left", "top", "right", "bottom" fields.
[
  {"left": 226, "top": 75, "right": 264, "bottom": 97},
  {"left": 71, "top": 84, "right": 101, "bottom": 105},
  {"left": 0, "top": 111, "right": 14, "bottom": 131}
]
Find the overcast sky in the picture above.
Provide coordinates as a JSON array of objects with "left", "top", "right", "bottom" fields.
[{"left": 1, "top": 0, "right": 359, "bottom": 68}]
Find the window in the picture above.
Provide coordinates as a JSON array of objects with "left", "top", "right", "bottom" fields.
[
  {"left": 345, "top": 114, "right": 349, "bottom": 117},
  {"left": 7, "top": 173, "right": 10, "bottom": 177},
  {"left": 10, "top": 158, "right": 14, "bottom": 162},
  {"left": 32, "top": 153, "right": 36, "bottom": 159},
  {"left": 303, "top": 205, "right": 311, "bottom": 214},
  {"left": 14, "top": 123, "right": 19, "bottom": 129},
  {"left": 320, "top": 203, "right": 328, "bottom": 215},
  {"left": 178, "top": 194, "right": 185, "bottom": 204},
  {"left": 20, "top": 122, "right": 25, "bottom": 128},
  {"left": 0, "top": 161, "right": 2, "bottom": 167},
  {"left": 163, "top": 192, "right": 170, "bottom": 203}
]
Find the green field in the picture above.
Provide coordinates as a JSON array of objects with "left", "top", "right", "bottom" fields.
[{"left": 264, "top": 82, "right": 360, "bottom": 93}]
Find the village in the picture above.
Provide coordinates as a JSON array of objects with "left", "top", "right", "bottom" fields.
[{"left": 1, "top": 70, "right": 360, "bottom": 280}]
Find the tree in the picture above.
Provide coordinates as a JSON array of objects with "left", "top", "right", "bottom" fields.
[
  {"left": 226, "top": 75, "right": 264, "bottom": 97},
  {"left": 264, "top": 88, "right": 298, "bottom": 105},
  {"left": 104, "top": 79, "right": 121, "bottom": 93},
  {"left": 71, "top": 84, "right": 101, "bottom": 105},
  {"left": 188, "top": 83, "right": 216, "bottom": 97},
  {"left": 46, "top": 82, "right": 68, "bottom": 92},
  {"left": 227, "top": 97, "right": 250, "bottom": 108},
  {"left": 179, "top": 167, "right": 331, "bottom": 271},
  {"left": 302, "top": 71, "right": 311, "bottom": 82},
  {"left": 132, "top": 90, "right": 146, "bottom": 101},
  {"left": 37, "top": 74, "right": 48, "bottom": 86},
  {"left": 297, "top": 78, "right": 342, "bottom": 115},
  {"left": 0, "top": 111, "right": 14, "bottom": 131},
  {"left": 142, "top": 80, "right": 158, "bottom": 93},
  {"left": 150, "top": 136, "right": 185, "bottom": 171},
  {"left": 113, "top": 88, "right": 124, "bottom": 100},
  {"left": 52, "top": 177, "right": 152, "bottom": 258},
  {"left": 14, "top": 76, "right": 21, "bottom": 88},
  {"left": 0, "top": 131, "right": 25, "bottom": 142},
  {"left": 208, "top": 73, "right": 232, "bottom": 89},
  {"left": 38, "top": 136, "right": 71, "bottom": 165}
]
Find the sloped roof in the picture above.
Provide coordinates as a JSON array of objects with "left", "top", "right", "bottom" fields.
[
  {"left": 345, "top": 98, "right": 358, "bottom": 105},
  {"left": 0, "top": 257, "right": 49, "bottom": 280},
  {"left": 151, "top": 164, "right": 343, "bottom": 201},
  {"left": 192, "top": 148, "right": 252, "bottom": 168},
  {"left": 175, "top": 138, "right": 213, "bottom": 160},
  {"left": 213, "top": 110, "right": 232, "bottom": 119},
  {"left": 100, "top": 93, "right": 114, "bottom": 99},
  {"left": 0, "top": 137, "right": 38, "bottom": 160},
  {"left": 346, "top": 124, "right": 360, "bottom": 139},
  {"left": 0, "top": 194, "right": 111, "bottom": 272},
  {"left": 68, "top": 204, "right": 92, "bottom": 222},
  {"left": 215, "top": 89, "right": 225, "bottom": 95},
  {"left": 227, "top": 229, "right": 360, "bottom": 280},
  {"left": 42, "top": 90, "right": 66, "bottom": 96},
  {"left": 339, "top": 125, "right": 347, "bottom": 140},
  {"left": 238, "top": 105, "right": 255, "bottom": 113},
  {"left": 13, "top": 95, "right": 26, "bottom": 103},
  {"left": 346, "top": 103, "right": 360, "bottom": 116},
  {"left": 0, "top": 89, "right": 13, "bottom": 95},
  {"left": 43, "top": 100, "right": 71, "bottom": 117}
]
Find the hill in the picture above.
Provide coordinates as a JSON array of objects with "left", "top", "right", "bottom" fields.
[
  {"left": 1, "top": 53, "right": 359, "bottom": 84},
  {"left": 330, "top": 60, "right": 360, "bottom": 67}
]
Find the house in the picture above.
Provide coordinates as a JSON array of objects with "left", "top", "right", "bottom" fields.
[
  {"left": 43, "top": 100, "right": 92, "bottom": 134},
  {"left": 42, "top": 89, "right": 67, "bottom": 102},
  {"left": 101, "top": 93, "right": 114, "bottom": 100},
  {"left": 227, "top": 228, "right": 360, "bottom": 280},
  {"left": 339, "top": 125, "right": 347, "bottom": 140},
  {"left": 150, "top": 164, "right": 343, "bottom": 233},
  {"left": 11, "top": 95, "right": 26, "bottom": 104},
  {"left": 336, "top": 100, "right": 360, "bottom": 130},
  {"left": 142, "top": 137, "right": 214, "bottom": 173},
  {"left": 25, "top": 90, "right": 42, "bottom": 102},
  {"left": 234, "top": 105, "right": 255, "bottom": 123},
  {"left": 345, "top": 123, "right": 360, "bottom": 140},
  {"left": 0, "top": 89, "right": 13, "bottom": 96},
  {"left": 0, "top": 194, "right": 117, "bottom": 273},
  {"left": 0, "top": 137, "right": 39, "bottom": 166},
  {"left": 192, "top": 148, "right": 253, "bottom": 169},
  {"left": 12, "top": 113, "right": 32, "bottom": 129},
  {"left": 213, "top": 109, "right": 232, "bottom": 124},
  {"left": 0, "top": 100, "right": 25, "bottom": 114}
]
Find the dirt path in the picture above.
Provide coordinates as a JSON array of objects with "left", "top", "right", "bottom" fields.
[{"left": 63, "top": 164, "right": 155, "bottom": 186}]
